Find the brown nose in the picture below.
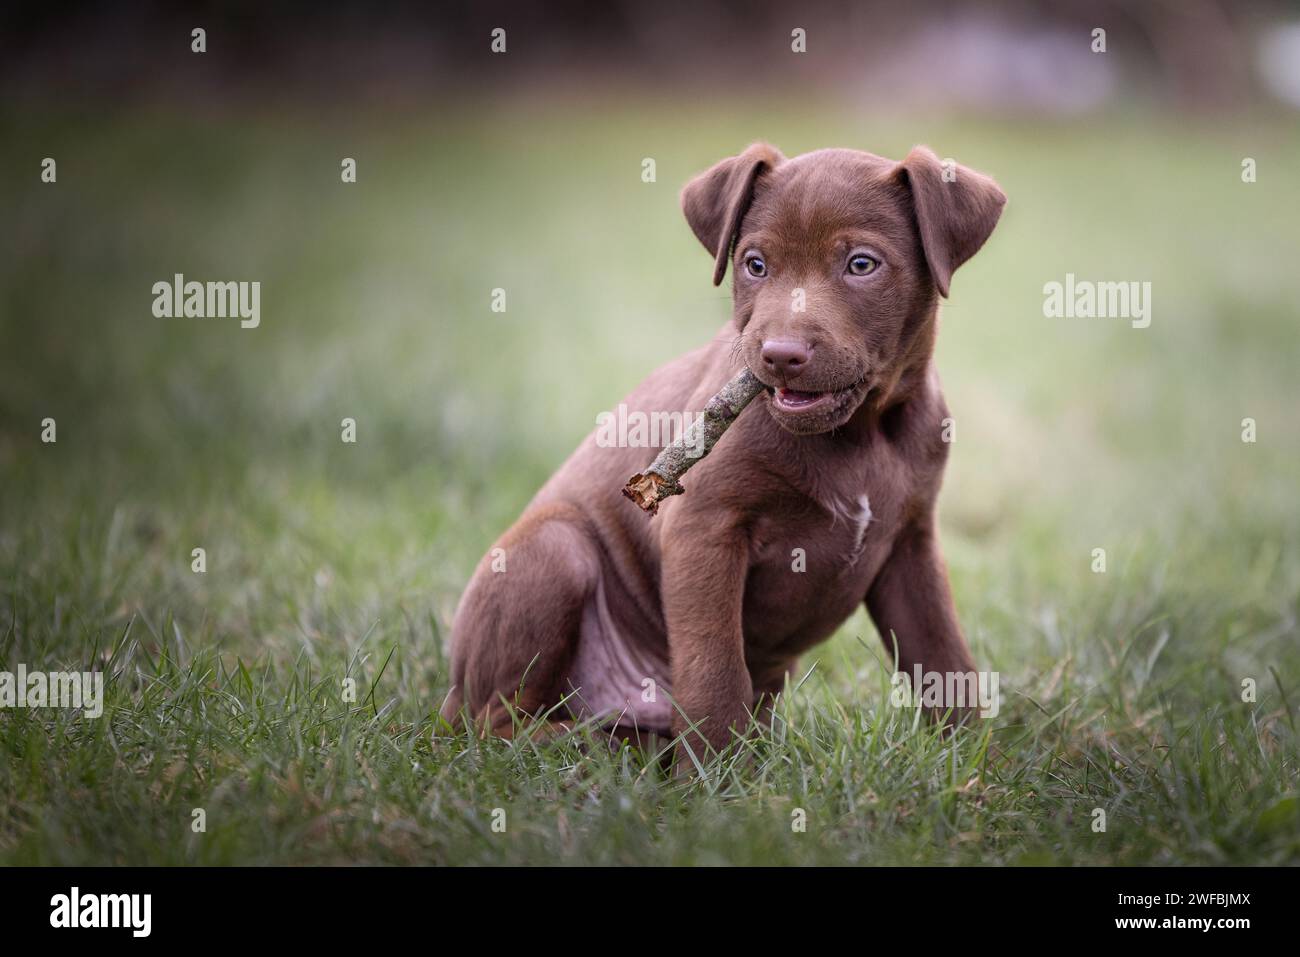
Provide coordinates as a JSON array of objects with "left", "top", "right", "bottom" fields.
[{"left": 761, "top": 338, "right": 811, "bottom": 379}]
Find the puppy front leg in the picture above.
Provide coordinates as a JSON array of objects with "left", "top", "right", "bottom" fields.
[
  {"left": 660, "top": 512, "right": 752, "bottom": 763},
  {"left": 865, "top": 518, "right": 979, "bottom": 723}
]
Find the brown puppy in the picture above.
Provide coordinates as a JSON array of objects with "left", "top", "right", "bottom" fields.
[{"left": 441, "top": 143, "right": 1006, "bottom": 757}]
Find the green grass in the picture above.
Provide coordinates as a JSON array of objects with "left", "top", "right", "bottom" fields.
[{"left": 1, "top": 96, "right": 1298, "bottom": 864}]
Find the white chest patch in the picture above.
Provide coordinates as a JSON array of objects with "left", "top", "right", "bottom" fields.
[
  {"left": 826, "top": 492, "right": 873, "bottom": 565},
  {"left": 849, "top": 493, "right": 873, "bottom": 555}
]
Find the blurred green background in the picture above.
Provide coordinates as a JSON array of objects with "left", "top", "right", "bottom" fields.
[
  {"left": 1, "top": 3, "right": 1298, "bottom": 864},
  {"left": 4, "top": 100, "right": 1297, "bottom": 648}
]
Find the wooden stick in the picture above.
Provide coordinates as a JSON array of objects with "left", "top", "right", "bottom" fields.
[{"left": 622, "top": 368, "right": 764, "bottom": 515}]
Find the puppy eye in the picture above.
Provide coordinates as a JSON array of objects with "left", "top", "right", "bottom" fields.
[
  {"left": 745, "top": 255, "right": 767, "bottom": 278},
  {"left": 847, "top": 254, "right": 878, "bottom": 276}
]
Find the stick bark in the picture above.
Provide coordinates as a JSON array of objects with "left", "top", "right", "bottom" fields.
[{"left": 622, "top": 368, "right": 764, "bottom": 515}]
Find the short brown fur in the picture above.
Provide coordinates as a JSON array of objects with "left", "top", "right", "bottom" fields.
[{"left": 442, "top": 144, "right": 1006, "bottom": 759}]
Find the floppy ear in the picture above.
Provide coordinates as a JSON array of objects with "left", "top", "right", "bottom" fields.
[
  {"left": 681, "top": 142, "right": 785, "bottom": 286},
  {"left": 896, "top": 146, "right": 1006, "bottom": 298}
]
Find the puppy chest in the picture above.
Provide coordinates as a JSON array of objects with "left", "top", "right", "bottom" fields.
[{"left": 743, "top": 491, "right": 900, "bottom": 635}]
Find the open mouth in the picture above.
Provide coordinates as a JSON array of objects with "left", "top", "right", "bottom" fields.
[
  {"left": 771, "top": 387, "right": 838, "bottom": 413},
  {"left": 765, "top": 380, "right": 865, "bottom": 417}
]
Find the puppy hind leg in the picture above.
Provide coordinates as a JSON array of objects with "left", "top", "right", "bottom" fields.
[{"left": 440, "top": 505, "right": 598, "bottom": 737}]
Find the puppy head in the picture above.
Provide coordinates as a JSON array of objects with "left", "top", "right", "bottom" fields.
[{"left": 682, "top": 143, "right": 1005, "bottom": 434}]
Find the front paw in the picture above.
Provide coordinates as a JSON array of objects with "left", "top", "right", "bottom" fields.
[{"left": 670, "top": 704, "right": 752, "bottom": 771}]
